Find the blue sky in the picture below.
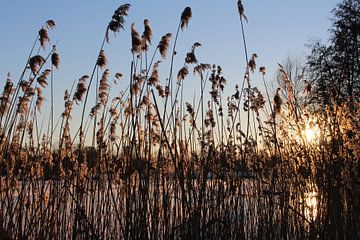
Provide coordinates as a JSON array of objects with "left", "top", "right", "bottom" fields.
[{"left": 0, "top": 0, "right": 340, "bottom": 132}]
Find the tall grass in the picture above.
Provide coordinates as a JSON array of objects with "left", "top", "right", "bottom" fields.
[{"left": 0, "top": 2, "right": 359, "bottom": 239}]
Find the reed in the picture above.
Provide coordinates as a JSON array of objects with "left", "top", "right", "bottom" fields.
[{"left": 0, "top": 2, "right": 358, "bottom": 240}]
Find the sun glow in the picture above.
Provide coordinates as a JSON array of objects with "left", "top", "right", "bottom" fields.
[
  {"left": 304, "top": 128, "right": 316, "bottom": 142},
  {"left": 302, "top": 122, "right": 320, "bottom": 143}
]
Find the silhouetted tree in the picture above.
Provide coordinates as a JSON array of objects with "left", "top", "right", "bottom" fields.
[{"left": 307, "top": 0, "right": 360, "bottom": 107}]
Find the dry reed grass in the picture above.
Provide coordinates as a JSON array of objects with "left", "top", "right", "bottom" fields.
[{"left": 0, "top": 2, "right": 358, "bottom": 240}]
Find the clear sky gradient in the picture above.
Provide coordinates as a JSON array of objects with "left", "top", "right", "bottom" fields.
[{"left": 0, "top": 0, "right": 340, "bottom": 126}]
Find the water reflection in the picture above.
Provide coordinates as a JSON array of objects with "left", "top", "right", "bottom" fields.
[{"left": 305, "top": 191, "right": 318, "bottom": 221}]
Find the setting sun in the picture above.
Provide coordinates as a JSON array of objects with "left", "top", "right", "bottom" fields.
[
  {"left": 304, "top": 127, "right": 316, "bottom": 142},
  {"left": 302, "top": 120, "right": 320, "bottom": 143}
]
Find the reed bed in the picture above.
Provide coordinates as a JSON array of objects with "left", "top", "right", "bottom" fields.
[{"left": 0, "top": 2, "right": 359, "bottom": 239}]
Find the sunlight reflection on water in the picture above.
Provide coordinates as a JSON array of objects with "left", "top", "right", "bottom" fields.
[{"left": 305, "top": 191, "right": 318, "bottom": 222}]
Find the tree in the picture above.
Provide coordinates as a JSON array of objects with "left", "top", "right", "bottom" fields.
[{"left": 307, "top": 0, "right": 360, "bottom": 107}]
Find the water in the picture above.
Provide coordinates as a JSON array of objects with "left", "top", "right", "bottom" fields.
[{"left": 0, "top": 177, "right": 319, "bottom": 239}]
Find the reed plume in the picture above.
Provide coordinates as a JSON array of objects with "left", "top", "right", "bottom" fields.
[
  {"left": 35, "top": 87, "right": 44, "bottom": 112},
  {"left": 0, "top": 73, "right": 14, "bottom": 116},
  {"left": 20, "top": 80, "right": 29, "bottom": 93},
  {"left": 185, "top": 52, "right": 197, "bottom": 65},
  {"left": 107, "top": 3, "right": 131, "bottom": 39},
  {"left": 177, "top": 66, "right": 188, "bottom": 82},
  {"left": 273, "top": 87, "right": 283, "bottom": 114},
  {"left": 143, "top": 19, "right": 152, "bottom": 45},
  {"left": 97, "top": 50, "right": 108, "bottom": 69},
  {"left": 17, "top": 95, "right": 31, "bottom": 116},
  {"left": 114, "top": 72, "right": 123, "bottom": 84},
  {"left": 62, "top": 98, "right": 73, "bottom": 118},
  {"left": 185, "top": 102, "right": 194, "bottom": 116},
  {"left": 109, "top": 105, "right": 119, "bottom": 118},
  {"left": 205, "top": 109, "right": 216, "bottom": 128},
  {"left": 193, "top": 63, "right": 211, "bottom": 80},
  {"left": 141, "top": 19, "right": 152, "bottom": 52},
  {"left": 148, "top": 61, "right": 161, "bottom": 86},
  {"left": 185, "top": 102, "right": 196, "bottom": 128},
  {"left": 259, "top": 66, "right": 266, "bottom": 75},
  {"left": 51, "top": 45, "right": 60, "bottom": 69},
  {"left": 37, "top": 69, "right": 51, "bottom": 88},
  {"left": 29, "top": 55, "right": 45, "bottom": 73},
  {"left": 131, "top": 23, "right": 142, "bottom": 54},
  {"left": 74, "top": 75, "right": 89, "bottom": 103},
  {"left": 248, "top": 53, "right": 257, "bottom": 73},
  {"left": 64, "top": 89, "right": 70, "bottom": 101},
  {"left": 96, "top": 117, "right": 105, "bottom": 146},
  {"left": 237, "top": 0, "right": 248, "bottom": 22},
  {"left": 39, "top": 28, "right": 50, "bottom": 49},
  {"left": 158, "top": 33, "right": 172, "bottom": 59},
  {"left": 98, "top": 69, "right": 110, "bottom": 105},
  {"left": 45, "top": 20, "right": 56, "bottom": 30},
  {"left": 60, "top": 121, "right": 72, "bottom": 150},
  {"left": 131, "top": 76, "right": 142, "bottom": 95},
  {"left": 90, "top": 103, "right": 101, "bottom": 118},
  {"left": 181, "top": 7, "right": 192, "bottom": 30},
  {"left": 278, "top": 63, "right": 295, "bottom": 104},
  {"left": 110, "top": 120, "right": 117, "bottom": 142},
  {"left": 249, "top": 87, "right": 265, "bottom": 113},
  {"left": 156, "top": 84, "right": 165, "bottom": 98},
  {"left": 185, "top": 42, "right": 201, "bottom": 64},
  {"left": 141, "top": 94, "right": 150, "bottom": 107}
]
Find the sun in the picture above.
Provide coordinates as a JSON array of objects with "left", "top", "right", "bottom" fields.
[
  {"left": 303, "top": 124, "right": 320, "bottom": 143},
  {"left": 305, "top": 128, "right": 316, "bottom": 142}
]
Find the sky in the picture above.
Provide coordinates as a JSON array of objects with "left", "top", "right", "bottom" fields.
[{"left": 0, "top": 0, "right": 340, "bottom": 137}]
